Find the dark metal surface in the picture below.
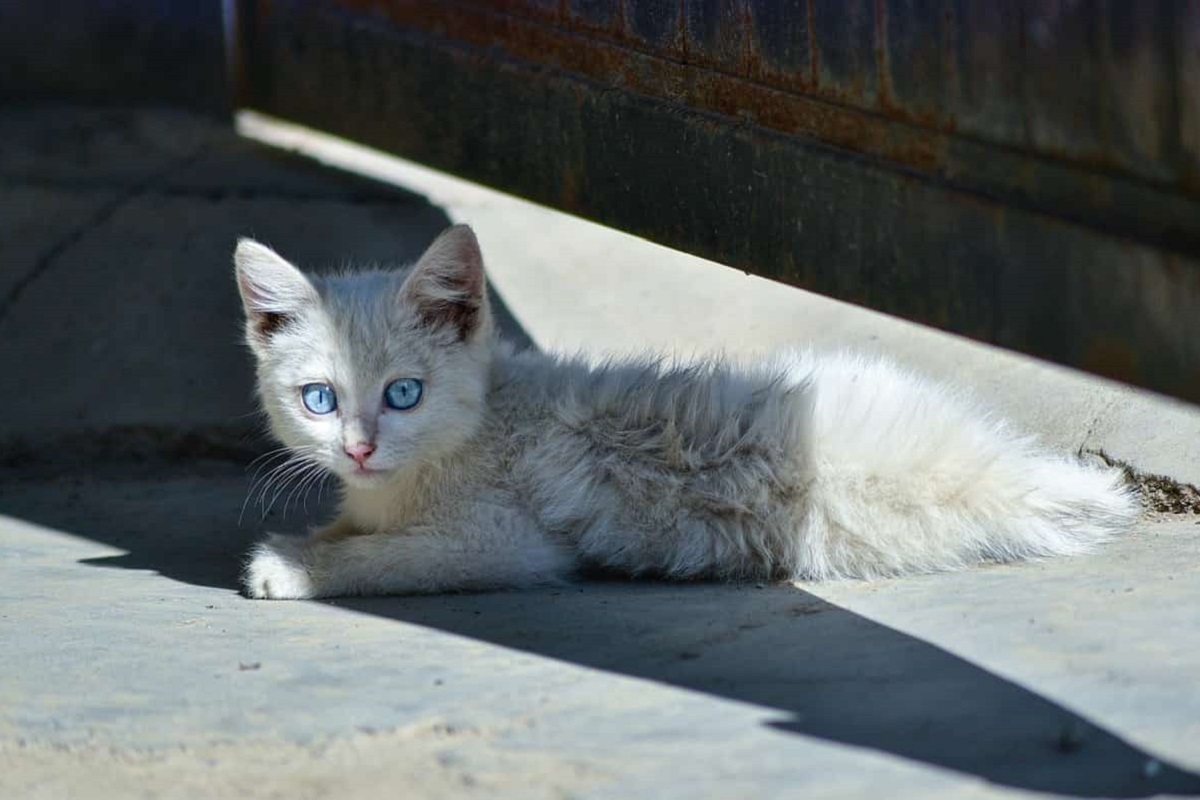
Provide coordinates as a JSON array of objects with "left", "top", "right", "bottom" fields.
[
  {"left": 235, "top": 0, "right": 1200, "bottom": 402},
  {"left": 0, "top": 0, "right": 229, "bottom": 113}
]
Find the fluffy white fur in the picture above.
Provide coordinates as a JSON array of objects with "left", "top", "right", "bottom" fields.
[{"left": 234, "top": 225, "right": 1138, "bottom": 599}]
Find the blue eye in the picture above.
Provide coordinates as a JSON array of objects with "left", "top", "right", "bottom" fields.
[
  {"left": 301, "top": 383, "right": 337, "bottom": 415},
  {"left": 384, "top": 378, "right": 423, "bottom": 410}
]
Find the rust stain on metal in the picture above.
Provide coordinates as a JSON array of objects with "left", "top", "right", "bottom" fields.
[
  {"left": 806, "top": 0, "right": 818, "bottom": 86},
  {"left": 739, "top": 0, "right": 758, "bottom": 80},
  {"left": 869, "top": 0, "right": 959, "bottom": 133},
  {"left": 323, "top": 0, "right": 949, "bottom": 175},
  {"left": 270, "top": 0, "right": 1198, "bottom": 196},
  {"left": 258, "top": 0, "right": 1200, "bottom": 247},
  {"left": 559, "top": 160, "right": 580, "bottom": 211},
  {"left": 873, "top": 0, "right": 892, "bottom": 112}
]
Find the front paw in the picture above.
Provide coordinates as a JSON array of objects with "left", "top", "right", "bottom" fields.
[{"left": 242, "top": 534, "right": 315, "bottom": 600}]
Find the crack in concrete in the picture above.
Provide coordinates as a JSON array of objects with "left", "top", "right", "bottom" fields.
[
  {"left": 0, "top": 147, "right": 212, "bottom": 325},
  {"left": 1075, "top": 394, "right": 1123, "bottom": 454},
  {"left": 0, "top": 192, "right": 133, "bottom": 323},
  {"left": 1086, "top": 449, "right": 1200, "bottom": 516}
]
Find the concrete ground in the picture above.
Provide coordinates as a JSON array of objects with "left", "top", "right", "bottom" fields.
[{"left": 1, "top": 106, "right": 1199, "bottom": 799}]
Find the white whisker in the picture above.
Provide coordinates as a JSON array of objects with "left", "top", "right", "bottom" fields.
[{"left": 240, "top": 446, "right": 325, "bottom": 524}]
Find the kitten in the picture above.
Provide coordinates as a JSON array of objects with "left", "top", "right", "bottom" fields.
[{"left": 234, "top": 225, "right": 1137, "bottom": 599}]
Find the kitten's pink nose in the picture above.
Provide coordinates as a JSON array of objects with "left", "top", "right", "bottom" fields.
[{"left": 344, "top": 442, "right": 376, "bottom": 466}]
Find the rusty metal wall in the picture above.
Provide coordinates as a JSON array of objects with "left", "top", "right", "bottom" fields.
[{"left": 234, "top": 0, "right": 1200, "bottom": 402}]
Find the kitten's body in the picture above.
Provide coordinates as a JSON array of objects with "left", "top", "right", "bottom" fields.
[{"left": 235, "top": 226, "right": 1137, "bottom": 599}]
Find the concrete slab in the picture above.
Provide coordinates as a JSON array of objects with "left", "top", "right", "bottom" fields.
[
  {"left": 1, "top": 468, "right": 1198, "bottom": 798},
  {"left": 1, "top": 107, "right": 1198, "bottom": 799},
  {"left": 0, "top": 186, "right": 122, "bottom": 301}
]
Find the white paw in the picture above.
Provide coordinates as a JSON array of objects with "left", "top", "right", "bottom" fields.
[{"left": 242, "top": 534, "right": 316, "bottom": 600}]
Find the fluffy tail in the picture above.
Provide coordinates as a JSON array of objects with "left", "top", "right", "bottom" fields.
[{"left": 783, "top": 353, "right": 1139, "bottom": 579}]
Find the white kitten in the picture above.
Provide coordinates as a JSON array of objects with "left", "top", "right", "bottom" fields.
[{"left": 234, "top": 225, "right": 1137, "bottom": 599}]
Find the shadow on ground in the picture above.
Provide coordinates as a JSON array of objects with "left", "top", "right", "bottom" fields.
[
  {"left": 346, "top": 587, "right": 1200, "bottom": 798},
  {"left": 1, "top": 473, "right": 1196, "bottom": 798}
]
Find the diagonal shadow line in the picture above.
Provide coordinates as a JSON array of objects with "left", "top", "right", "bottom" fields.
[
  {"left": 15, "top": 471, "right": 1199, "bottom": 798},
  {"left": 331, "top": 586, "right": 1200, "bottom": 798},
  {"left": 11, "top": 437, "right": 1198, "bottom": 799}
]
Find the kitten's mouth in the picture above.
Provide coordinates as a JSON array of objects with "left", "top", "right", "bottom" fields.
[{"left": 345, "top": 464, "right": 391, "bottom": 482}]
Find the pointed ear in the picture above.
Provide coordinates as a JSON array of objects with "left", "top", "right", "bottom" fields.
[
  {"left": 233, "top": 238, "right": 319, "bottom": 342},
  {"left": 401, "top": 225, "right": 490, "bottom": 341}
]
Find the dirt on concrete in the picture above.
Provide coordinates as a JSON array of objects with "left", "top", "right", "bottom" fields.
[{"left": 1087, "top": 449, "right": 1200, "bottom": 516}]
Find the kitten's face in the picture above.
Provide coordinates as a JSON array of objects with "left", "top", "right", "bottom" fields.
[{"left": 234, "top": 226, "right": 493, "bottom": 487}]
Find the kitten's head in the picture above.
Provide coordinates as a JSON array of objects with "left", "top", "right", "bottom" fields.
[{"left": 234, "top": 225, "right": 494, "bottom": 487}]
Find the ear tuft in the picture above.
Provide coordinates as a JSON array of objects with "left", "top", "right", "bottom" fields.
[
  {"left": 233, "top": 238, "right": 318, "bottom": 342},
  {"left": 402, "top": 225, "right": 489, "bottom": 341}
]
